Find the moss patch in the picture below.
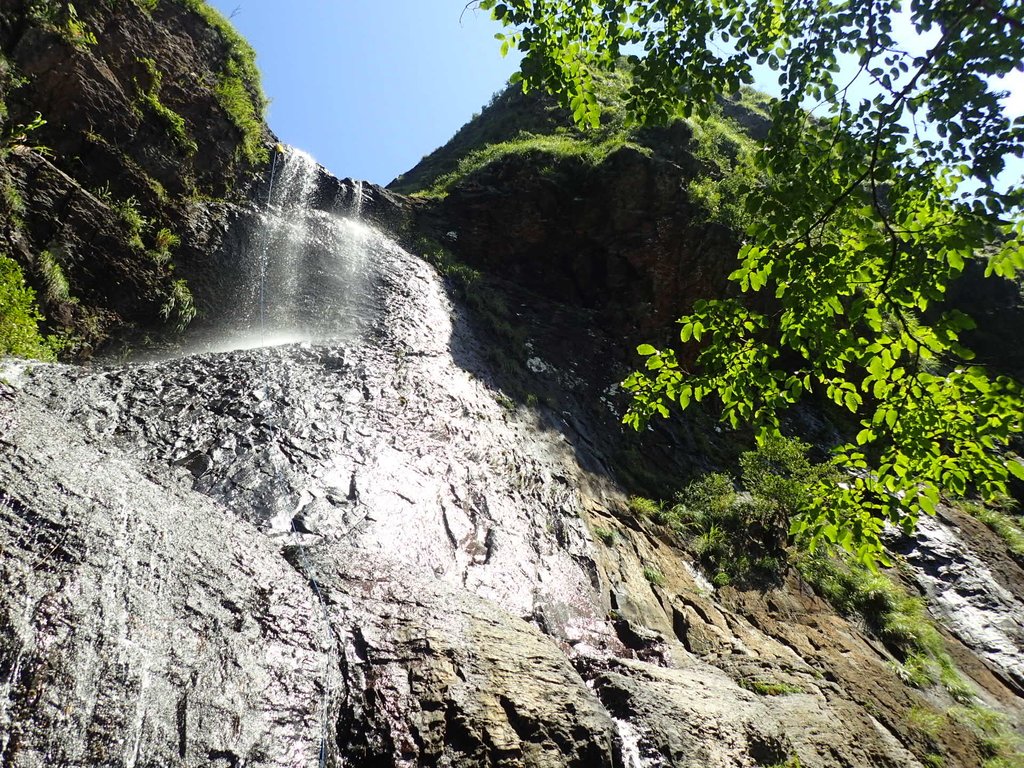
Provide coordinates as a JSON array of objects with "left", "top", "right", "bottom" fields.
[
  {"left": 134, "top": 57, "right": 197, "bottom": 155},
  {"left": 959, "top": 500, "right": 1024, "bottom": 558},
  {"left": 740, "top": 679, "right": 803, "bottom": 696},
  {"left": 418, "top": 133, "right": 644, "bottom": 200}
]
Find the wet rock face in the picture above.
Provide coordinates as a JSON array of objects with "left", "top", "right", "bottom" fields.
[
  {"left": 892, "top": 508, "right": 1024, "bottom": 697},
  {"left": 0, "top": 203, "right": 627, "bottom": 765},
  {"left": 2, "top": 147, "right": 1021, "bottom": 768},
  {"left": 0, "top": 387, "right": 328, "bottom": 767},
  {"left": 6, "top": 215, "right": 1019, "bottom": 766},
  {"left": 22, "top": 215, "right": 614, "bottom": 639},
  {"left": 0, "top": 384, "right": 618, "bottom": 768}
]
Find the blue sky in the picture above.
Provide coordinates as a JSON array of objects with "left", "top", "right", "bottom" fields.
[
  {"left": 210, "top": 2, "right": 1021, "bottom": 192},
  {"left": 208, "top": 1, "right": 520, "bottom": 185}
]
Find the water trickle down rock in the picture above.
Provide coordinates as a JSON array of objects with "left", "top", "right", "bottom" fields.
[
  {"left": 0, "top": 387, "right": 329, "bottom": 766},
  {"left": 186, "top": 150, "right": 378, "bottom": 352},
  {"left": 891, "top": 508, "right": 1024, "bottom": 698}
]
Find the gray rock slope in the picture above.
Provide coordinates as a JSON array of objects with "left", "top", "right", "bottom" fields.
[{"left": 2, "top": 158, "right": 1021, "bottom": 766}]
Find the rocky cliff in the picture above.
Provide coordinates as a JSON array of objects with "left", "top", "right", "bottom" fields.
[
  {"left": 1, "top": 4, "right": 1023, "bottom": 768},
  {"left": 0, "top": 0, "right": 272, "bottom": 355},
  {"left": 391, "top": 84, "right": 763, "bottom": 339}
]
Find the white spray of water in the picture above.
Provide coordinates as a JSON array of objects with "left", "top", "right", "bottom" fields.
[
  {"left": 203, "top": 148, "right": 377, "bottom": 352},
  {"left": 258, "top": 146, "right": 340, "bottom": 767},
  {"left": 352, "top": 178, "right": 365, "bottom": 221}
]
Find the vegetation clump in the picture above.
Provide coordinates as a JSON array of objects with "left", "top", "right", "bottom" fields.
[
  {"left": 134, "top": 57, "right": 196, "bottom": 154},
  {"left": 113, "top": 195, "right": 148, "bottom": 249},
  {"left": 160, "top": 278, "right": 195, "bottom": 331},
  {"left": 950, "top": 705, "right": 1024, "bottom": 768},
  {"left": 213, "top": 58, "right": 268, "bottom": 165},
  {"left": 642, "top": 566, "right": 664, "bottom": 586},
  {"left": 959, "top": 500, "right": 1024, "bottom": 559},
  {"left": 0, "top": 254, "right": 60, "bottom": 360},
  {"left": 420, "top": 132, "right": 643, "bottom": 199},
  {"left": 36, "top": 250, "right": 70, "bottom": 305},
  {"left": 1, "top": 174, "right": 26, "bottom": 227},
  {"left": 685, "top": 115, "right": 758, "bottom": 231},
  {"left": 627, "top": 495, "right": 664, "bottom": 521},
  {"left": 149, "top": 227, "right": 179, "bottom": 266},
  {"left": 403, "top": 63, "right": 764, "bottom": 237},
  {"left": 28, "top": 1, "right": 97, "bottom": 48},
  {"left": 169, "top": 0, "right": 267, "bottom": 164},
  {"left": 0, "top": 54, "right": 27, "bottom": 124},
  {"left": 649, "top": 436, "right": 833, "bottom": 586},
  {"left": 796, "top": 552, "right": 974, "bottom": 702},
  {"left": 593, "top": 526, "right": 616, "bottom": 545}
]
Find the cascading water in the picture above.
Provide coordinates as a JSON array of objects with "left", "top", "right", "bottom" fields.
[{"left": 194, "top": 148, "right": 382, "bottom": 353}]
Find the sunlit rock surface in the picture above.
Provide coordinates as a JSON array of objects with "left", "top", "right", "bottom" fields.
[
  {"left": 0, "top": 387, "right": 327, "bottom": 766},
  {"left": 1, "top": 150, "right": 1022, "bottom": 767},
  {"left": 893, "top": 509, "right": 1024, "bottom": 697}
]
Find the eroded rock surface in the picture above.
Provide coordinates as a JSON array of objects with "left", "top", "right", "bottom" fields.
[
  {"left": 0, "top": 386, "right": 327, "bottom": 767},
  {"left": 5, "top": 204, "right": 1019, "bottom": 765},
  {"left": 893, "top": 509, "right": 1024, "bottom": 697},
  {"left": 299, "top": 546, "right": 616, "bottom": 768}
]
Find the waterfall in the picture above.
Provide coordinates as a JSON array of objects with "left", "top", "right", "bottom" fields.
[{"left": 194, "top": 148, "right": 384, "bottom": 353}]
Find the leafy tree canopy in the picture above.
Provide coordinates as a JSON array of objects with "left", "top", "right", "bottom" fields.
[{"left": 480, "top": 0, "right": 1024, "bottom": 564}]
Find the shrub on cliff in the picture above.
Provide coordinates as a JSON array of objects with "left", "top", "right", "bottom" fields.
[
  {"left": 661, "top": 436, "right": 836, "bottom": 586},
  {"left": 0, "top": 254, "right": 58, "bottom": 361}
]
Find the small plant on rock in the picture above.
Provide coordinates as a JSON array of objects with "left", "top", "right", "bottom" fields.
[
  {"left": 959, "top": 499, "right": 1024, "bottom": 559},
  {"left": 0, "top": 254, "right": 59, "bottom": 360},
  {"left": 628, "top": 495, "right": 667, "bottom": 522},
  {"left": 160, "top": 278, "right": 195, "bottom": 332},
  {"left": 37, "top": 250, "right": 69, "bottom": 304},
  {"left": 114, "top": 195, "right": 148, "bottom": 249},
  {"left": 593, "top": 527, "right": 615, "bottom": 546},
  {"left": 150, "top": 227, "right": 180, "bottom": 266},
  {"left": 642, "top": 566, "right": 664, "bottom": 586}
]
